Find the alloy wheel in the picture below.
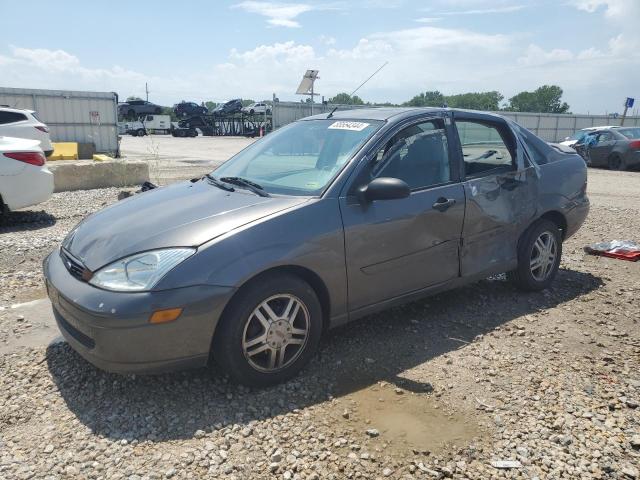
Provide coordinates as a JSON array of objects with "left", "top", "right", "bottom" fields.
[
  {"left": 530, "top": 231, "right": 557, "bottom": 282},
  {"left": 242, "top": 294, "right": 310, "bottom": 372}
]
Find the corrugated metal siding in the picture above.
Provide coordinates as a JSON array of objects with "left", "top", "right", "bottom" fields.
[
  {"left": 272, "top": 102, "right": 640, "bottom": 142},
  {"left": 0, "top": 87, "right": 119, "bottom": 154}
]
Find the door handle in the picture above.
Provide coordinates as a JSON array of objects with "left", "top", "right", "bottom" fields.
[{"left": 432, "top": 197, "right": 456, "bottom": 212}]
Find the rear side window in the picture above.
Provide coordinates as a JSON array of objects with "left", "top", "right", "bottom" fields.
[
  {"left": 455, "top": 120, "right": 514, "bottom": 177},
  {"left": 0, "top": 111, "right": 28, "bottom": 125}
]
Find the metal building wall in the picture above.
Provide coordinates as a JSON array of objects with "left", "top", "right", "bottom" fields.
[
  {"left": 0, "top": 87, "right": 119, "bottom": 154},
  {"left": 272, "top": 102, "right": 640, "bottom": 142}
]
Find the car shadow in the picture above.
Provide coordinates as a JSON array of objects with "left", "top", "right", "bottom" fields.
[
  {"left": 46, "top": 268, "right": 602, "bottom": 442},
  {"left": 0, "top": 210, "right": 56, "bottom": 231}
]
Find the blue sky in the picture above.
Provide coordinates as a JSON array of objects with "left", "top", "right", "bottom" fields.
[{"left": 0, "top": 0, "right": 638, "bottom": 114}]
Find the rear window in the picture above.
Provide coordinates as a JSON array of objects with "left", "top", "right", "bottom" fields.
[
  {"left": 0, "top": 111, "right": 28, "bottom": 125},
  {"left": 617, "top": 128, "right": 640, "bottom": 139}
]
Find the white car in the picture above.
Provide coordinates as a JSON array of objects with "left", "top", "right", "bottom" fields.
[
  {"left": 241, "top": 102, "right": 271, "bottom": 115},
  {"left": 560, "top": 126, "right": 618, "bottom": 147},
  {"left": 0, "top": 136, "right": 54, "bottom": 215},
  {"left": 0, "top": 107, "right": 53, "bottom": 156}
]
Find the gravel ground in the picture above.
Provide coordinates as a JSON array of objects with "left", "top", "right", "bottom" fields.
[{"left": 0, "top": 168, "right": 639, "bottom": 479}]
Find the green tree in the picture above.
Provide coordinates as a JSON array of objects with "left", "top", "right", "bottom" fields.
[
  {"left": 403, "top": 91, "right": 445, "bottom": 107},
  {"left": 507, "top": 85, "right": 570, "bottom": 113},
  {"left": 328, "top": 92, "right": 365, "bottom": 105},
  {"left": 204, "top": 101, "right": 218, "bottom": 111},
  {"left": 446, "top": 91, "right": 503, "bottom": 111},
  {"left": 241, "top": 99, "right": 256, "bottom": 107}
]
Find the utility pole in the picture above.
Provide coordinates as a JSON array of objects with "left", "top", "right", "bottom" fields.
[{"left": 145, "top": 83, "right": 149, "bottom": 102}]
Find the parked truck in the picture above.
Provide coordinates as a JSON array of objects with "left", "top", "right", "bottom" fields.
[{"left": 126, "top": 114, "right": 171, "bottom": 136}]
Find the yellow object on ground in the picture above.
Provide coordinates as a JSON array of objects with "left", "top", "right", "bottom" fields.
[
  {"left": 92, "top": 154, "right": 114, "bottom": 162},
  {"left": 49, "top": 142, "right": 79, "bottom": 160}
]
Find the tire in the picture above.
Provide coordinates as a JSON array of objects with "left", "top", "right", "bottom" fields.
[
  {"left": 608, "top": 154, "right": 625, "bottom": 171},
  {"left": 136, "top": 129, "right": 145, "bottom": 137},
  {"left": 188, "top": 129, "right": 197, "bottom": 137},
  {"left": 507, "top": 219, "right": 562, "bottom": 291},
  {"left": 212, "top": 273, "right": 323, "bottom": 387}
]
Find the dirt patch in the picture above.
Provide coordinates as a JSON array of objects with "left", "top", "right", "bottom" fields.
[{"left": 334, "top": 381, "right": 479, "bottom": 456}]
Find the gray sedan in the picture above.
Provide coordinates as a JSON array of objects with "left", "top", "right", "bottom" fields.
[
  {"left": 44, "top": 108, "right": 589, "bottom": 386},
  {"left": 575, "top": 127, "right": 640, "bottom": 170}
]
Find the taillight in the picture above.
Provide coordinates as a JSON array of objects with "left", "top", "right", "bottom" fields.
[
  {"left": 4, "top": 151, "right": 46, "bottom": 166},
  {"left": 35, "top": 125, "right": 49, "bottom": 133},
  {"left": 629, "top": 140, "right": 640, "bottom": 150}
]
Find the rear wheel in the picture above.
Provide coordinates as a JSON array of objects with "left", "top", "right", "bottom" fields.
[
  {"left": 213, "top": 273, "right": 323, "bottom": 387},
  {"left": 136, "top": 129, "right": 146, "bottom": 137},
  {"left": 507, "top": 219, "right": 562, "bottom": 291},
  {"left": 608, "top": 154, "right": 625, "bottom": 171}
]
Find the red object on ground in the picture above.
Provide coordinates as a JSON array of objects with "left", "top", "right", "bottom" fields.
[{"left": 584, "top": 240, "right": 640, "bottom": 261}]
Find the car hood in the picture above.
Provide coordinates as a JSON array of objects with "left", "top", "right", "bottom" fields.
[{"left": 65, "top": 180, "right": 307, "bottom": 271}]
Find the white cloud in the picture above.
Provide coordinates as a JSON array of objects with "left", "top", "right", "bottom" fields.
[
  {"left": 569, "top": 0, "right": 637, "bottom": 17},
  {"left": 517, "top": 45, "right": 574, "bottom": 66},
  {"left": 231, "top": 1, "right": 332, "bottom": 28},
  {"left": 415, "top": 17, "right": 441, "bottom": 23},
  {"left": 318, "top": 35, "right": 336, "bottom": 46},
  {"left": 435, "top": 5, "right": 526, "bottom": 15},
  {"left": 230, "top": 41, "right": 315, "bottom": 63}
]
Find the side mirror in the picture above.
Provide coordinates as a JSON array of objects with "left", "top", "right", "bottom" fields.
[{"left": 358, "top": 177, "right": 410, "bottom": 203}]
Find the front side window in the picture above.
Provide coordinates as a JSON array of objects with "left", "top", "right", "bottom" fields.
[
  {"left": 213, "top": 119, "right": 383, "bottom": 196},
  {"left": 371, "top": 120, "right": 451, "bottom": 190},
  {"left": 455, "top": 120, "right": 514, "bottom": 177}
]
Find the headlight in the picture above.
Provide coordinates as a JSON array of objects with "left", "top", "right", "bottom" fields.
[{"left": 89, "top": 248, "right": 195, "bottom": 292}]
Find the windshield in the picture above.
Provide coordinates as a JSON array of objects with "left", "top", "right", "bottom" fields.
[
  {"left": 617, "top": 128, "right": 640, "bottom": 139},
  {"left": 568, "top": 131, "right": 587, "bottom": 141},
  {"left": 212, "top": 119, "right": 383, "bottom": 196}
]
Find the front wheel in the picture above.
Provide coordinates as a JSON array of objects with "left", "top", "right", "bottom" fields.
[
  {"left": 213, "top": 273, "right": 323, "bottom": 387},
  {"left": 507, "top": 219, "right": 562, "bottom": 291}
]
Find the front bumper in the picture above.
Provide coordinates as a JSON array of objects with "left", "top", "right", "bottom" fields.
[{"left": 44, "top": 249, "right": 236, "bottom": 374}]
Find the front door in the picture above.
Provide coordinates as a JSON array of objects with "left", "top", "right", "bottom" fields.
[
  {"left": 453, "top": 116, "right": 537, "bottom": 277},
  {"left": 340, "top": 118, "right": 465, "bottom": 312}
]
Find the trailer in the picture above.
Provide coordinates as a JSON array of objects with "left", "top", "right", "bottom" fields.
[
  {"left": 174, "top": 113, "right": 271, "bottom": 137},
  {"left": 0, "top": 86, "right": 119, "bottom": 155}
]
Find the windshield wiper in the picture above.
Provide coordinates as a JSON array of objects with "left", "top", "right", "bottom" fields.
[
  {"left": 220, "top": 177, "right": 270, "bottom": 197},
  {"left": 204, "top": 174, "right": 235, "bottom": 192}
]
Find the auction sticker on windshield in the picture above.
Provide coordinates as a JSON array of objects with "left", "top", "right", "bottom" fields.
[{"left": 328, "top": 121, "right": 370, "bottom": 131}]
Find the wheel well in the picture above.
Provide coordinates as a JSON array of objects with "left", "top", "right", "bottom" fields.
[
  {"left": 540, "top": 210, "right": 567, "bottom": 239},
  {"left": 224, "top": 266, "right": 332, "bottom": 332}
]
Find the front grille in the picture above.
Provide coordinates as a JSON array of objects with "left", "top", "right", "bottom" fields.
[
  {"left": 53, "top": 307, "right": 95, "bottom": 349},
  {"left": 60, "top": 248, "right": 90, "bottom": 281}
]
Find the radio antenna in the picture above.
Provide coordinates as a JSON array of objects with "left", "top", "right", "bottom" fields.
[{"left": 327, "top": 61, "right": 388, "bottom": 119}]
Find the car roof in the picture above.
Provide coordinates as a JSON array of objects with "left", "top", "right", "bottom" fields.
[
  {"left": 0, "top": 106, "right": 36, "bottom": 114},
  {"left": 302, "top": 106, "right": 508, "bottom": 123}
]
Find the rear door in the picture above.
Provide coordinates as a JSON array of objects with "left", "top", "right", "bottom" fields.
[
  {"left": 453, "top": 114, "right": 538, "bottom": 278},
  {"left": 589, "top": 131, "right": 615, "bottom": 166},
  {"left": 340, "top": 116, "right": 465, "bottom": 311}
]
